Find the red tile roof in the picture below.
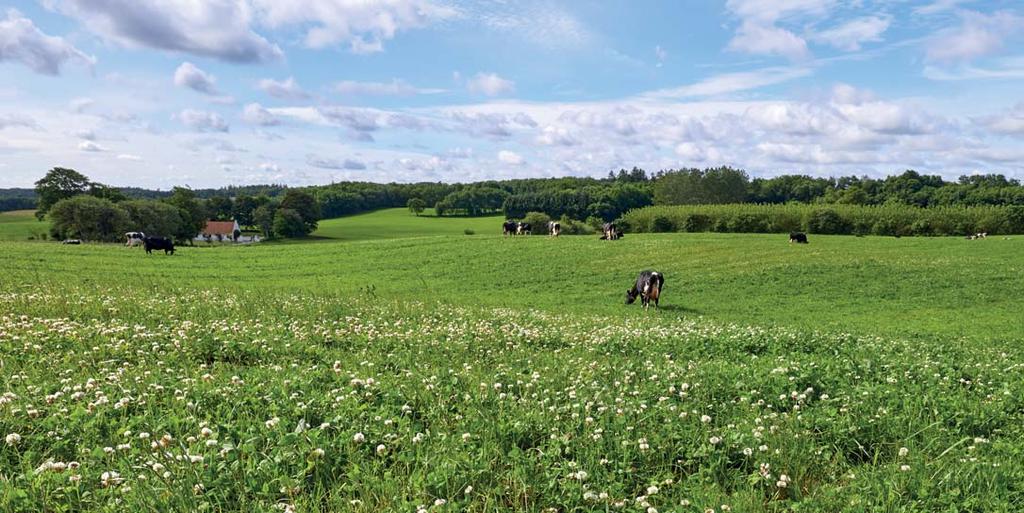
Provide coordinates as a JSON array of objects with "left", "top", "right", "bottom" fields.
[{"left": 202, "top": 221, "right": 237, "bottom": 235}]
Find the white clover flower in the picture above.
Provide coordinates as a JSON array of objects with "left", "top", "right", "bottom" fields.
[
  {"left": 900, "top": 464, "right": 910, "bottom": 472},
  {"left": 376, "top": 444, "right": 387, "bottom": 455},
  {"left": 5, "top": 433, "right": 21, "bottom": 446},
  {"left": 646, "top": 485, "right": 659, "bottom": 495},
  {"left": 701, "top": 414, "right": 711, "bottom": 423},
  {"left": 353, "top": 432, "right": 365, "bottom": 443},
  {"left": 709, "top": 436, "right": 722, "bottom": 445},
  {"left": 898, "top": 447, "right": 909, "bottom": 458},
  {"left": 200, "top": 427, "right": 213, "bottom": 438},
  {"left": 464, "top": 485, "right": 473, "bottom": 495}
]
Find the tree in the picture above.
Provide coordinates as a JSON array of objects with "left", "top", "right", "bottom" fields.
[
  {"left": 165, "top": 187, "right": 207, "bottom": 243},
  {"left": 273, "top": 208, "right": 309, "bottom": 238},
  {"left": 48, "top": 195, "right": 130, "bottom": 242},
  {"left": 34, "top": 168, "right": 92, "bottom": 219},
  {"left": 120, "top": 200, "right": 185, "bottom": 238},
  {"left": 279, "top": 189, "right": 321, "bottom": 231},
  {"left": 232, "top": 195, "right": 259, "bottom": 228},
  {"left": 88, "top": 183, "right": 127, "bottom": 203},
  {"left": 407, "top": 198, "right": 426, "bottom": 216},
  {"left": 253, "top": 205, "right": 275, "bottom": 238},
  {"left": 207, "top": 195, "right": 234, "bottom": 221}
]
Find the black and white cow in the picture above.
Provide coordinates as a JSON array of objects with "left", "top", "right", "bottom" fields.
[
  {"left": 143, "top": 237, "right": 175, "bottom": 255},
  {"left": 548, "top": 221, "right": 561, "bottom": 237},
  {"left": 125, "top": 231, "right": 146, "bottom": 247},
  {"left": 61, "top": 239, "right": 82, "bottom": 245},
  {"left": 517, "top": 222, "right": 532, "bottom": 236},
  {"left": 601, "top": 223, "right": 621, "bottom": 240},
  {"left": 789, "top": 232, "right": 808, "bottom": 244},
  {"left": 626, "top": 270, "right": 665, "bottom": 311},
  {"left": 503, "top": 220, "right": 518, "bottom": 237}
]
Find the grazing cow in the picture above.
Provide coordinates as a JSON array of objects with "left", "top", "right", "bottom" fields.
[
  {"left": 601, "top": 223, "right": 621, "bottom": 240},
  {"left": 517, "top": 222, "right": 532, "bottom": 236},
  {"left": 125, "top": 231, "right": 146, "bottom": 247},
  {"left": 548, "top": 221, "right": 561, "bottom": 237},
  {"left": 503, "top": 220, "right": 518, "bottom": 237},
  {"left": 789, "top": 232, "right": 808, "bottom": 244},
  {"left": 61, "top": 239, "right": 81, "bottom": 245},
  {"left": 143, "top": 237, "right": 175, "bottom": 255},
  {"left": 626, "top": 270, "right": 665, "bottom": 311}
]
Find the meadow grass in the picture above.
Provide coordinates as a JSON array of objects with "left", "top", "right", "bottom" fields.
[
  {"left": 2, "top": 209, "right": 1023, "bottom": 511},
  {"left": 0, "top": 210, "right": 48, "bottom": 241},
  {"left": 312, "top": 209, "right": 503, "bottom": 241}
]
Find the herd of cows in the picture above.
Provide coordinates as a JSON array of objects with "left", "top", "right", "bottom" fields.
[{"left": 501, "top": 220, "right": 624, "bottom": 240}]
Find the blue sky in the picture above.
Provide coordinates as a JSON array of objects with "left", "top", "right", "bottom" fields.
[{"left": 1, "top": 0, "right": 1024, "bottom": 188}]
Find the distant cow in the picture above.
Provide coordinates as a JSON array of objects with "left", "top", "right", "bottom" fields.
[
  {"left": 601, "top": 223, "right": 622, "bottom": 240},
  {"left": 789, "top": 232, "right": 808, "bottom": 244},
  {"left": 143, "top": 237, "right": 175, "bottom": 255},
  {"left": 626, "top": 271, "right": 665, "bottom": 311},
  {"left": 548, "top": 221, "right": 561, "bottom": 237},
  {"left": 967, "top": 231, "right": 988, "bottom": 240},
  {"left": 125, "top": 231, "right": 146, "bottom": 247},
  {"left": 503, "top": 220, "right": 518, "bottom": 237},
  {"left": 517, "top": 222, "right": 532, "bottom": 236},
  {"left": 61, "top": 239, "right": 81, "bottom": 245}
]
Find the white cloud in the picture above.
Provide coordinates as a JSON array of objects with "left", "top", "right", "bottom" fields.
[
  {"left": 914, "top": 0, "right": 974, "bottom": 15},
  {"left": 725, "top": 0, "right": 834, "bottom": 25},
  {"left": 926, "top": 10, "right": 1024, "bottom": 63},
  {"left": 241, "top": 103, "right": 281, "bottom": 126},
  {"left": 728, "top": 22, "right": 809, "bottom": 61},
  {"left": 536, "top": 125, "right": 579, "bottom": 146},
  {"left": 257, "top": 77, "right": 310, "bottom": 99},
  {"left": 78, "top": 140, "right": 106, "bottom": 151},
  {"left": 177, "top": 109, "right": 229, "bottom": 132},
  {"left": 173, "top": 62, "right": 219, "bottom": 94},
  {"left": 654, "top": 45, "right": 667, "bottom": 67},
  {"left": 466, "top": 72, "right": 515, "bottom": 96},
  {"left": 252, "top": 0, "right": 456, "bottom": 53},
  {"left": 812, "top": 16, "right": 891, "bottom": 51},
  {"left": 974, "top": 103, "right": 1024, "bottom": 135},
  {"left": 116, "top": 153, "right": 142, "bottom": 161},
  {"left": 306, "top": 154, "right": 367, "bottom": 170},
  {"left": 474, "top": 2, "right": 594, "bottom": 49},
  {"left": 0, "top": 9, "right": 95, "bottom": 75},
  {"left": 68, "top": 97, "right": 95, "bottom": 112},
  {"left": 334, "top": 79, "right": 443, "bottom": 96},
  {"left": 0, "top": 113, "right": 40, "bottom": 130},
  {"left": 644, "top": 67, "right": 812, "bottom": 98},
  {"left": 497, "top": 150, "right": 523, "bottom": 165},
  {"left": 46, "top": 0, "right": 282, "bottom": 63}
]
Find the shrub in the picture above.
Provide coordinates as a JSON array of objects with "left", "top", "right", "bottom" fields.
[
  {"left": 521, "top": 212, "right": 551, "bottom": 234},
  {"left": 273, "top": 208, "right": 309, "bottom": 238},
  {"left": 48, "top": 195, "right": 130, "bottom": 242},
  {"left": 729, "top": 213, "right": 770, "bottom": 233},
  {"left": 464, "top": 229, "right": 475, "bottom": 235},
  {"left": 652, "top": 215, "right": 675, "bottom": 232},
  {"left": 683, "top": 213, "right": 711, "bottom": 232},
  {"left": 807, "top": 208, "right": 849, "bottom": 234}
]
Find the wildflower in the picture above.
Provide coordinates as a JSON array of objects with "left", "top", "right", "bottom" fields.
[
  {"left": 898, "top": 447, "right": 909, "bottom": 458},
  {"left": 433, "top": 499, "right": 447, "bottom": 506},
  {"left": 776, "top": 474, "right": 791, "bottom": 488},
  {"left": 743, "top": 447, "right": 753, "bottom": 456},
  {"left": 311, "top": 448, "right": 325, "bottom": 458},
  {"left": 464, "top": 485, "right": 473, "bottom": 495},
  {"left": 200, "top": 427, "right": 213, "bottom": 438},
  {"left": 462, "top": 432, "right": 471, "bottom": 442},
  {"left": 900, "top": 464, "right": 910, "bottom": 472},
  {"left": 376, "top": 444, "right": 387, "bottom": 455},
  {"left": 709, "top": 436, "right": 721, "bottom": 445},
  {"left": 265, "top": 417, "right": 280, "bottom": 429},
  {"left": 701, "top": 415, "right": 712, "bottom": 423},
  {"left": 5, "top": 433, "right": 21, "bottom": 446},
  {"left": 353, "top": 432, "right": 365, "bottom": 443}
]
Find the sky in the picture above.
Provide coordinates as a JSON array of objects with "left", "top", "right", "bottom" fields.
[{"left": 1, "top": 0, "right": 1024, "bottom": 189}]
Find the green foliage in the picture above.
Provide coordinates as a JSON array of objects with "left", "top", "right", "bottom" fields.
[
  {"left": 165, "top": 187, "right": 207, "bottom": 242},
  {"left": 47, "top": 195, "right": 130, "bottom": 242},
  {"left": 520, "top": 212, "right": 550, "bottom": 234},
  {"left": 654, "top": 167, "right": 749, "bottom": 205},
  {"left": 253, "top": 204, "right": 275, "bottom": 238},
  {"left": 625, "top": 204, "right": 1024, "bottom": 236},
  {"left": 232, "top": 195, "right": 264, "bottom": 228},
  {"left": 407, "top": 198, "right": 427, "bottom": 216},
  {"left": 273, "top": 208, "right": 309, "bottom": 238},
  {"left": 279, "top": 189, "right": 321, "bottom": 231},
  {"left": 206, "top": 195, "right": 234, "bottom": 221},
  {"left": 34, "top": 167, "right": 92, "bottom": 219},
  {"left": 119, "top": 200, "right": 185, "bottom": 238}
]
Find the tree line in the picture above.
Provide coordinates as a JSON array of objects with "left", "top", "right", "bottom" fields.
[{"left": 36, "top": 168, "right": 320, "bottom": 242}]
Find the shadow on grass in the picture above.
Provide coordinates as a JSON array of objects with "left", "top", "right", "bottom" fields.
[{"left": 650, "top": 304, "right": 703, "bottom": 314}]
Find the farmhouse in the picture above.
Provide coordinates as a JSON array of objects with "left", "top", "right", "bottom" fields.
[{"left": 197, "top": 220, "right": 241, "bottom": 242}]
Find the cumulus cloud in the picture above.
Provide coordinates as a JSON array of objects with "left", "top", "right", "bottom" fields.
[
  {"left": 173, "top": 62, "right": 219, "bottom": 94},
  {"left": 0, "top": 113, "right": 40, "bottom": 131},
  {"left": 46, "top": 0, "right": 282, "bottom": 63},
  {"left": 258, "top": 77, "right": 309, "bottom": 99},
  {"left": 177, "top": 109, "right": 229, "bottom": 132},
  {"left": 536, "top": 126, "right": 579, "bottom": 146},
  {"left": 812, "top": 16, "right": 891, "bottom": 51},
  {"left": 252, "top": 0, "right": 456, "bottom": 53},
  {"left": 728, "top": 22, "right": 809, "bottom": 61},
  {"left": 69, "top": 97, "right": 95, "bottom": 112},
  {"left": 974, "top": 103, "right": 1024, "bottom": 135},
  {"left": 497, "top": 150, "right": 523, "bottom": 165},
  {"left": 466, "top": 72, "right": 515, "bottom": 96},
  {"left": 926, "top": 10, "right": 1024, "bottom": 63},
  {"left": 78, "top": 140, "right": 106, "bottom": 151},
  {"left": 306, "top": 154, "right": 367, "bottom": 170},
  {"left": 116, "top": 153, "right": 142, "bottom": 161},
  {"left": 241, "top": 103, "right": 281, "bottom": 126},
  {"left": 0, "top": 9, "right": 95, "bottom": 75}
]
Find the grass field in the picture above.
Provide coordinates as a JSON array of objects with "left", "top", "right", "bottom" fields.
[
  {"left": 2, "top": 209, "right": 1023, "bottom": 511},
  {"left": 0, "top": 210, "right": 48, "bottom": 241},
  {"left": 312, "top": 208, "right": 502, "bottom": 241}
]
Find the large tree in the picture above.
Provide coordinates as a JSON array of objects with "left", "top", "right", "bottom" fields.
[
  {"left": 279, "top": 189, "right": 321, "bottom": 232},
  {"left": 34, "top": 168, "right": 92, "bottom": 220},
  {"left": 164, "top": 187, "right": 207, "bottom": 243},
  {"left": 48, "top": 195, "right": 130, "bottom": 242}
]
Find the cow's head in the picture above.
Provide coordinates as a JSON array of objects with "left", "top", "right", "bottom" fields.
[{"left": 625, "top": 289, "right": 639, "bottom": 304}]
